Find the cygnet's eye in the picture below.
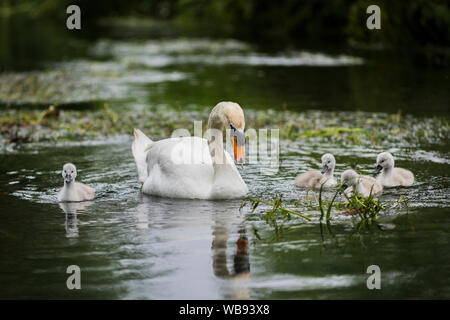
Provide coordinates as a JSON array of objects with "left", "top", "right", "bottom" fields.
[{"left": 381, "top": 160, "right": 385, "bottom": 163}]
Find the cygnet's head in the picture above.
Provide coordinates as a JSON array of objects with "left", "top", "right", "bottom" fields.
[
  {"left": 321, "top": 153, "right": 336, "bottom": 174},
  {"left": 341, "top": 169, "right": 359, "bottom": 190},
  {"left": 374, "top": 152, "right": 394, "bottom": 175},
  {"left": 62, "top": 163, "right": 77, "bottom": 183},
  {"left": 208, "top": 101, "right": 246, "bottom": 163}
]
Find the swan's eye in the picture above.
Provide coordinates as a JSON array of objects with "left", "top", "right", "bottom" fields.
[
  {"left": 381, "top": 160, "right": 384, "bottom": 163},
  {"left": 230, "top": 123, "right": 236, "bottom": 131}
]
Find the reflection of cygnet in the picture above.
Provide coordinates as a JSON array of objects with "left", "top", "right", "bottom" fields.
[
  {"left": 59, "top": 201, "right": 93, "bottom": 238},
  {"left": 58, "top": 163, "right": 95, "bottom": 202},
  {"left": 341, "top": 169, "right": 383, "bottom": 197},
  {"left": 295, "top": 153, "right": 337, "bottom": 189},
  {"left": 374, "top": 152, "right": 414, "bottom": 187}
]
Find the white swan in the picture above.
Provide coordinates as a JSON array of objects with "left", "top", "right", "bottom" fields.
[
  {"left": 132, "top": 101, "right": 248, "bottom": 200},
  {"left": 295, "top": 153, "right": 337, "bottom": 189},
  {"left": 341, "top": 169, "right": 383, "bottom": 197},
  {"left": 374, "top": 152, "right": 414, "bottom": 187},
  {"left": 58, "top": 163, "right": 95, "bottom": 202}
]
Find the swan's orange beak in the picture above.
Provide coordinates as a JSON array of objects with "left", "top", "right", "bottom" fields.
[{"left": 233, "top": 136, "right": 245, "bottom": 163}]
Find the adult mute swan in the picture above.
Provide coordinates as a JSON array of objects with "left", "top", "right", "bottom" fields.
[
  {"left": 58, "top": 163, "right": 95, "bottom": 202},
  {"left": 295, "top": 153, "right": 337, "bottom": 189},
  {"left": 374, "top": 152, "right": 414, "bottom": 187},
  {"left": 341, "top": 169, "right": 383, "bottom": 197},
  {"left": 132, "top": 101, "right": 248, "bottom": 200}
]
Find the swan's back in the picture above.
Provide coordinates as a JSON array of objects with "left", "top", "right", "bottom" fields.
[
  {"left": 360, "top": 175, "right": 383, "bottom": 196},
  {"left": 295, "top": 170, "right": 322, "bottom": 189},
  {"left": 393, "top": 167, "right": 414, "bottom": 186},
  {"left": 142, "top": 136, "right": 216, "bottom": 199},
  {"left": 58, "top": 182, "right": 95, "bottom": 202},
  {"left": 75, "top": 182, "right": 95, "bottom": 201}
]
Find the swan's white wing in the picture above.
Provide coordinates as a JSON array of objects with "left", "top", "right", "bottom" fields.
[
  {"left": 143, "top": 136, "right": 215, "bottom": 199},
  {"left": 209, "top": 150, "right": 248, "bottom": 199}
]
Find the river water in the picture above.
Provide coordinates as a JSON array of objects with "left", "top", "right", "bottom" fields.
[{"left": 0, "top": 23, "right": 449, "bottom": 299}]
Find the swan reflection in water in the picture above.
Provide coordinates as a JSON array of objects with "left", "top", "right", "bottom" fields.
[
  {"left": 134, "top": 195, "right": 250, "bottom": 299},
  {"left": 212, "top": 213, "right": 250, "bottom": 299},
  {"left": 58, "top": 201, "right": 94, "bottom": 238}
]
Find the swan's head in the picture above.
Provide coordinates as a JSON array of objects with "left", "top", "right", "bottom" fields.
[
  {"left": 374, "top": 152, "right": 394, "bottom": 175},
  {"left": 341, "top": 169, "right": 359, "bottom": 190},
  {"left": 208, "top": 101, "right": 246, "bottom": 163},
  {"left": 62, "top": 163, "right": 77, "bottom": 183},
  {"left": 321, "top": 153, "right": 336, "bottom": 174}
]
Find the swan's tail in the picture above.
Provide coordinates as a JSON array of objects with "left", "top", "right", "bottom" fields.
[{"left": 132, "top": 128, "right": 153, "bottom": 183}]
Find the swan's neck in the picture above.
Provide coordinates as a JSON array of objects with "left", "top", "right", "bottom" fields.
[
  {"left": 206, "top": 119, "right": 247, "bottom": 199},
  {"left": 64, "top": 181, "right": 76, "bottom": 189},
  {"left": 207, "top": 104, "right": 230, "bottom": 167},
  {"left": 382, "top": 167, "right": 393, "bottom": 178},
  {"left": 323, "top": 168, "right": 334, "bottom": 178},
  {"left": 320, "top": 168, "right": 334, "bottom": 184},
  {"left": 61, "top": 180, "right": 78, "bottom": 201},
  {"left": 206, "top": 129, "right": 229, "bottom": 167}
]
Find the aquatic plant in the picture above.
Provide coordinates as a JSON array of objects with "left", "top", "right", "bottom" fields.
[
  {"left": 241, "top": 194, "right": 311, "bottom": 242},
  {"left": 244, "top": 183, "right": 413, "bottom": 243}
]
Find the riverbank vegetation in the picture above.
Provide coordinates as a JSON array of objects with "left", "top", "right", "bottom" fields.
[{"left": 1, "top": 104, "right": 449, "bottom": 151}]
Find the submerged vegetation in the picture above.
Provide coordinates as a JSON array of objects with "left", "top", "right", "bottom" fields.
[{"left": 243, "top": 185, "right": 411, "bottom": 243}]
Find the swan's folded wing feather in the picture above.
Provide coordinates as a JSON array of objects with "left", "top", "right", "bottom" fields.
[{"left": 132, "top": 129, "right": 153, "bottom": 183}]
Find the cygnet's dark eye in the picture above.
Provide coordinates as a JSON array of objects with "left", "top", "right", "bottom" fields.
[{"left": 381, "top": 160, "right": 384, "bottom": 163}]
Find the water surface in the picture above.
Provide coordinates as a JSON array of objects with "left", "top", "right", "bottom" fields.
[{"left": 0, "top": 34, "right": 449, "bottom": 299}]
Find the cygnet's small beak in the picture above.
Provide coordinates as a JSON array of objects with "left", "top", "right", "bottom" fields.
[
  {"left": 321, "top": 165, "right": 328, "bottom": 174},
  {"left": 373, "top": 165, "right": 382, "bottom": 176},
  {"left": 65, "top": 175, "right": 72, "bottom": 183}
]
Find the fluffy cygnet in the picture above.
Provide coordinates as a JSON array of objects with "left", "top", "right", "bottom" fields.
[
  {"left": 374, "top": 152, "right": 414, "bottom": 187},
  {"left": 341, "top": 169, "right": 383, "bottom": 197},
  {"left": 295, "top": 153, "right": 338, "bottom": 189},
  {"left": 58, "top": 163, "right": 95, "bottom": 202}
]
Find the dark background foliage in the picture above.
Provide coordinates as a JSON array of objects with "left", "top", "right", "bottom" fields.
[{"left": 2, "top": 0, "right": 449, "bottom": 49}]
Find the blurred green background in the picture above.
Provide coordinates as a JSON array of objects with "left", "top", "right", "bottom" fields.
[{"left": 1, "top": 0, "right": 449, "bottom": 70}]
